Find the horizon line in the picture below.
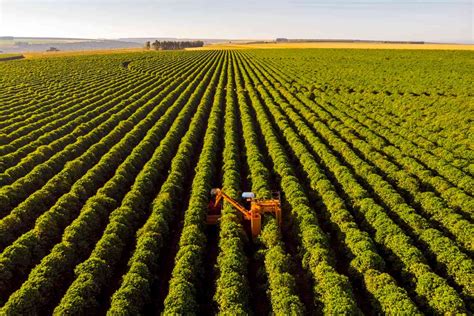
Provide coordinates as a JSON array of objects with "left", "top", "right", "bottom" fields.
[{"left": 1, "top": 35, "right": 473, "bottom": 45}]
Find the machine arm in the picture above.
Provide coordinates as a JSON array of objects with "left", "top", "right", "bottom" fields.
[{"left": 213, "top": 189, "right": 252, "bottom": 220}]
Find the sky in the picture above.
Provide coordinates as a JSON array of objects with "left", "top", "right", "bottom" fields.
[{"left": 0, "top": 0, "right": 472, "bottom": 43}]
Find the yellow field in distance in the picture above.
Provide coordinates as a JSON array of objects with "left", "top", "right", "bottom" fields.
[
  {"left": 189, "top": 41, "right": 474, "bottom": 51},
  {"left": 22, "top": 47, "right": 147, "bottom": 59}
]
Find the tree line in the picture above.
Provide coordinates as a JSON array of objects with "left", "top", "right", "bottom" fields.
[{"left": 145, "top": 40, "right": 204, "bottom": 50}]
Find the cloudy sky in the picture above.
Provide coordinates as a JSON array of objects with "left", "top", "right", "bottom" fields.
[{"left": 0, "top": 0, "right": 472, "bottom": 42}]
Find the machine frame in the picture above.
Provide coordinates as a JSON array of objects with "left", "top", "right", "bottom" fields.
[{"left": 206, "top": 188, "right": 282, "bottom": 238}]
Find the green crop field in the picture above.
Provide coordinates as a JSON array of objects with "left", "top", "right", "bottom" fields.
[{"left": 0, "top": 49, "right": 472, "bottom": 315}]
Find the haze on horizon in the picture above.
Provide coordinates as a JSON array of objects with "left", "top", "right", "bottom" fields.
[{"left": 0, "top": 0, "right": 472, "bottom": 43}]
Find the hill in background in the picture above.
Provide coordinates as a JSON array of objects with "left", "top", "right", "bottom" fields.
[
  {"left": 0, "top": 37, "right": 233, "bottom": 53},
  {"left": 0, "top": 37, "right": 142, "bottom": 53}
]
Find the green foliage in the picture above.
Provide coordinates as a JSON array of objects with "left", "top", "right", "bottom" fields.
[
  {"left": 0, "top": 48, "right": 472, "bottom": 315},
  {"left": 163, "top": 54, "right": 227, "bottom": 314}
]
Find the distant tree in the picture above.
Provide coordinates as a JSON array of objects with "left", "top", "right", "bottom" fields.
[
  {"left": 150, "top": 40, "right": 204, "bottom": 51},
  {"left": 144, "top": 41, "right": 151, "bottom": 50},
  {"left": 46, "top": 47, "right": 60, "bottom": 52},
  {"left": 151, "top": 40, "right": 160, "bottom": 50}
]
